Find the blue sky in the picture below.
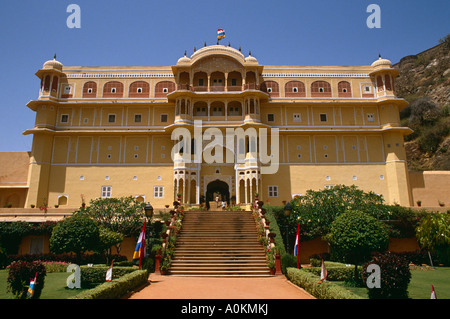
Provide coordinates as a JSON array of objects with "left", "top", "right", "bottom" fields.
[{"left": 0, "top": 0, "right": 449, "bottom": 151}]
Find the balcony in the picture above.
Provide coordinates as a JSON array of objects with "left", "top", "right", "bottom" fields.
[{"left": 175, "top": 83, "right": 262, "bottom": 93}]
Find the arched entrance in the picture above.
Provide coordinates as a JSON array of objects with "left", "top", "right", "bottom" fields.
[{"left": 206, "top": 179, "right": 230, "bottom": 209}]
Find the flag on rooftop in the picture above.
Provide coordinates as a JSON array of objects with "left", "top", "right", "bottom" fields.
[{"left": 217, "top": 29, "right": 225, "bottom": 41}]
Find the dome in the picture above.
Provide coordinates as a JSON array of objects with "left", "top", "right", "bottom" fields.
[
  {"left": 371, "top": 56, "right": 392, "bottom": 68},
  {"left": 244, "top": 52, "right": 258, "bottom": 63},
  {"left": 177, "top": 55, "right": 191, "bottom": 64},
  {"left": 43, "top": 55, "right": 63, "bottom": 70}
]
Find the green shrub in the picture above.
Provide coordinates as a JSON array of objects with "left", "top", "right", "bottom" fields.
[
  {"left": 325, "top": 210, "right": 389, "bottom": 282},
  {"left": 281, "top": 254, "right": 297, "bottom": 274},
  {"left": 80, "top": 265, "right": 138, "bottom": 287},
  {"left": 286, "top": 267, "right": 362, "bottom": 299},
  {"left": 72, "top": 270, "right": 148, "bottom": 299},
  {"left": 50, "top": 214, "right": 100, "bottom": 263},
  {"left": 302, "top": 265, "right": 362, "bottom": 282},
  {"left": 362, "top": 252, "right": 411, "bottom": 299},
  {"left": 7, "top": 260, "right": 47, "bottom": 299},
  {"left": 309, "top": 259, "right": 347, "bottom": 268}
]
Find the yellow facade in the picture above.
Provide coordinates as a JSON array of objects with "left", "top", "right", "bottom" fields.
[{"left": 20, "top": 45, "right": 415, "bottom": 209}]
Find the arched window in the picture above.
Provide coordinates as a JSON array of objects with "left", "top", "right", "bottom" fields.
[
  {"left": 376, "top": 76, "right": 384, "bottom": 92},
  {"left": 82, "top": 81, "right": 97, "bottom": 98},
  {"left": 51, "top": 76, "right": 59, "bottom": 93},
  {"left": 285, "top": 81, "right": 306, "bottom": 97},
  {"left": 43, "top": 75, "right": 51, "bottom": 92},
  {"left": 103, "top": 81, "right": 124, "bottom": 98},
  {"left": 129, "top": 81, "right": 150, "bottom": 98},
  {"left": 155, "top": 81, "right": 176, "bottom": 97},
  {"left": 311, "top": 81, "right": 332, "bottom": 97},
  {"left": 337, "top": 81, "right": 352, "bottom": 97},
  {"left": 384, "top": 75, "right": 392, "bottom": 91},
  {"left": 260, "top": 81, "right": 279, "bottom": 97}
]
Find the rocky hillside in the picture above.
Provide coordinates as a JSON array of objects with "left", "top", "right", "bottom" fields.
[{"left": 394, "top": 35, "right": 450, "bottom": 171}]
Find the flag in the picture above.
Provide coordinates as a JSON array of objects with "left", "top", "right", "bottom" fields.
[
  {"left": 27, "top": 272, "right": 38, "bottom": 299},
  {"left": 293, "top": 223, "right": 300, "bottom": 268},
  {"left": 106, "top": 261, "right": 113, "bottom": 281},
  {"left": 217, "top": 29, "right": 225, "bottom": 41},
  {"left": 318, "top": 259, "right": 328, "bottom": 283},
  {"left": 431, "top": 285, "right": 437, "bottom": 299},
  {"left": 133, "top": 220, "right": 146, "bottom": 269}
]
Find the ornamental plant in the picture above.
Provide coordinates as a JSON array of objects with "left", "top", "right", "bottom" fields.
[
  {"left": 415, "top": 212, "right": 450, "bottom": 265},
  {"left": 76, "top": 196, "right": 146, "bottom": 237},
  {"left": 362, "top": 252, "right": 411, "bottom": 299},
  {"left": 49, "top": 214, "right": 100, "bottom": 264},
  {"left": 324, "top": 210, "right": 389, "bottom": 282},
  {"left": 7, "top": 260, "right": 46, "bottom": 299}
]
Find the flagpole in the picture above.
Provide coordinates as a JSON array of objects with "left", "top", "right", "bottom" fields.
[{"left": 139, "top": 220, "right": 146, "bottom": 270}]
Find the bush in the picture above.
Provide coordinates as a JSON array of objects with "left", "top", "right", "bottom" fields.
[
  {"left": 286, "top": 267, "right": 362, "bottom": 299},
  {"left": 325, "top": 210, "right": 389, "bottom": 282},
  {"left": 6, "top": 253, "right": 128, "bottom": 266},
  {"left": 7, "top": 260, "right": 47, "bottom": 299},
  {"left": 362, "top": 252, "right": 411, "bottom": 299},
  {"left": 281, "top": 254, "right": 297, "bottom": 274},
  {"left": 302, "top": 265, "right": 362, "bottom": 282},
  {"left": 79, "top": 265, "right": 138, "bottom": 287},
  {"left": 72, "top": 270, "right": 148, "bottom": 299},
  {"left": 416, "top": 212, "right": 450, "bottom": 265},
  {"left": 50, "top": 214, "right": 100, "bottom": 263}
]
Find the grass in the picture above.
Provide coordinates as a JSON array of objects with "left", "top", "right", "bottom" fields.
[
  {"left": 333, "top": 267, "right": 450, "bottom": 299},
  {"left": 0, "top": 269, "right": 92, "bottom": 299}
]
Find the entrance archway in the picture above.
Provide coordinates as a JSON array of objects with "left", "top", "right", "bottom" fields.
[{"left": 206, "top": 179, "right": 230, "bottom": 209}]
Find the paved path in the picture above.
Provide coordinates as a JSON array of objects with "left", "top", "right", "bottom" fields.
[{"left": 129, "top": 273, "right": 315, "bottom": 299}]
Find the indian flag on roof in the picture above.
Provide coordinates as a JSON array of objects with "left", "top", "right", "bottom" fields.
[{"left": 217, "top": 29, "right": 225, "bottom": 40}]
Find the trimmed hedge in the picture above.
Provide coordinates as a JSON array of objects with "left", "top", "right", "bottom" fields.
[
  {"left": 286, "top": 267, "right": 363, "bottom": 299},
  {"left": 80, "top": 265, "right": 138, "bottom": 286},
  {"left": 302, "top": 265, "right": 363, "bottom": 282},
  {"left": 71, "top": 270, "right": 148, "bottom": 299}
]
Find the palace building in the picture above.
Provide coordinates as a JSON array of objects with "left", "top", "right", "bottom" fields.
[{"left": 6, "top": 44, "right": 415, "bottom": 210}]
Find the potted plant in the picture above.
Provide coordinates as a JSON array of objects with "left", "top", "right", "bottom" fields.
[
  {"left": 54, "top": 204, "right": 59, "bottom": 208},
  {"left": 30, "top": 204, "right": 35, "bottom": 208},
  {"left": 416, "top": 200, "right": 422, "bottom": 207},
  {"left": 438, "top": 200, "right": 445, "bottom": 207},
  {"left": 80, "top": 194, "right": 86, "bottom": 208}
]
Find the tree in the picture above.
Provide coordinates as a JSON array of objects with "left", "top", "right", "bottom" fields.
[
  {"left": 416, "top": 212, "right": 450, "bottom": 265},
  {"left": 325, "top": 210, "right": 389, "bottom": 282},
  {"left": 96, "top": 227, "right": 124, "bottom": 264},
  {"left": 409, "top": 97, "right": 441, "bottom": 127},
  {"left": 49, "top": 214, "right": 100, "bottom": 264},
  {"left": 76, "top": 196, "right": 146, "bottom": 238}
]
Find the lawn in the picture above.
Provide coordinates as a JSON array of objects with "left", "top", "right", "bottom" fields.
[
  {"left": 334, "top": 267, "right": 450, "bottom": 299},
  {"left": 0, "top": 270, "right": 92, "bottom": 299}
]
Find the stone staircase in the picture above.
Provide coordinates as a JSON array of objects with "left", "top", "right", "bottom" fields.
[{"left": 168, "top": 211, "right": 272, "bottom": 277}]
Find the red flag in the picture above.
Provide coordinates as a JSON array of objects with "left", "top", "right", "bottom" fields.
[
  {"left": 293, "top": 223, "right": 300, "bottom": 268},
  {"left": 431, "top": 285, "right": 437, "bottom": 299}
]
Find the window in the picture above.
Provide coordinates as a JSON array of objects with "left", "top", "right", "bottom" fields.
[
  {"left": 293, "top": 87, "right": 298, "bottom": 93},
  {"left": 231, "top": 78, "right": 237, "bottom": 86},
  {"left": 267, "top": 88, "right": 272, "bottom": 93},
  {"left": 320, "top": 113, "right": 327, "bottom": 122},
  {"left": 154, "top": 186, "right": 164, "bottom": 198},
  {"left": 162, "top": 88, "right": 168, "bottom": 93},
  {"left": 198, "top": 79, "right": 204, "bottom": 86},
  {"left": 324, "top": 185, "right": 335, "bottom": 190},
  {"left": 268, "top": 186, "right": 278, "bottom": 197},
  {"left": 101, "top": 186, "right": 112, "bottom": 198},
  {"left": 267, "top": 114, "right": 275, "bottom": 122},
  {"left": 111, "top": 88, "right": 117, "bottom": 93},
  {"left": 134, "top": 114, "right": 142, "bottom": 123},
  {"left": 160, "top": 114, "right": 168, "bottom": 123},
  {"left": 108, "top": 114, "right": 116, "bottom": 123},
  {"left": 29, "top": 237, "right": 44, "bottom": 254},
  {"left": 137, "top": 87, "right": 142, "bottom": 93},
  {"left": 364, "top": 85, "right": 371, "bottom": 93},
  {"left": 367, "top": 113, "right": 375, "bottom": 122},
  {"left": 64, "top": 86, "right": 71, "bottom": 94},
  {"left": 87, "top": 88, "right": 93, "bottom": 93},
  {"left": 293, "top": 113, "right": 301, "bottom": 122},
  {"left": 60, "top": 114, "right": 69, "bottom": 123},
  {"left": 319, "top": 88, "right": 324, "bottom": 93}
]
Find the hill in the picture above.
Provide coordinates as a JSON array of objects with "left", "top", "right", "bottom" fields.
[{"left": 393, "top": 35, "right": 450, "bottom": 171}]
